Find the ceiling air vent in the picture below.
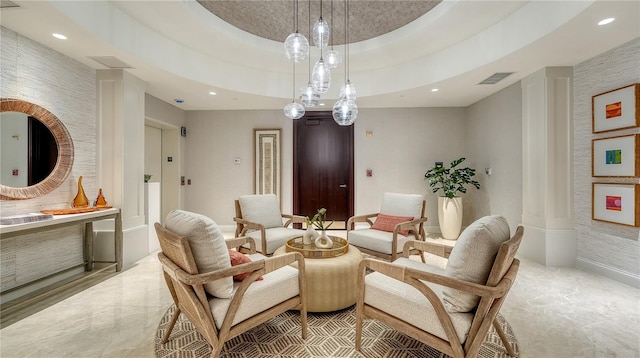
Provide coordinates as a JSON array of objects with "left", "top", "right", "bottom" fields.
[
  {"left": 88, "top": 56, "right": 134, "bottom": 69},
  {"left": 478, "top": 72, "right": 514, "bottom": 85},
  {"left": 0, "top": 0, "right": 19, "bottom": 8}
]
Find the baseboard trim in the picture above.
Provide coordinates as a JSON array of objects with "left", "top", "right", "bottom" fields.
[{"left": 576, "top": 257, "right": 640, "bottom": 289}]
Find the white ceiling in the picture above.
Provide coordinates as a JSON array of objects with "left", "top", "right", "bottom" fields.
[{"left": 1, "top": 0, "right": 639, "bottom": 111}]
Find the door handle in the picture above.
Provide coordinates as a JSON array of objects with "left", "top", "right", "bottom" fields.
[{"left": 339, "top": 184, "right": 347, "bottom": 188}]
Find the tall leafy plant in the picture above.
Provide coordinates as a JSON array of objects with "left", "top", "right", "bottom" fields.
[{"left": 424, "top": 157, "right": 480, "bottom": 198}]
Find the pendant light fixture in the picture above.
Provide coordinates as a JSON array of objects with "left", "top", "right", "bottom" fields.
[
  {"left": 284, "top": 61, "right": 305, "bottom": 119},
  {"left": 333, "top": 0, "right": 357, "bottom": 126},
  {"left": 300, "top": 1, "right": 320, "bottom": 107},
  {"left": 312, "top": 0, "right": 330, "bottom": 48},
  {"left": 284, "top": 0, "right": 309, "bottom": 63},
  {"left": 325, "top": 0, "right": 342, "bottom": 69}
]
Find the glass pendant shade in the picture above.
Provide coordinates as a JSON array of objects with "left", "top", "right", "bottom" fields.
[
  {"left": 332, "top": 98, "right": 358, "bottom": 126},
  {"left": 300, "top": 83, "right": 320, "bottom": 107},
  {"left": 312, "top": 59, "right": 331, "bottom": 93},
  {"left": 312, "top": 17, "right": 330, "bottom": 48},
  {"left": 325, "top": 48, "right": 342, "bottom": 69},
  {"left": 284, "top": 101, "right": 305, "bottom": 119},
  {"left": 339, "top": 80, "right": 356, "bottom": 100},
  {"left": 284, "top": 32, "right": 309, "bottom": 62}
]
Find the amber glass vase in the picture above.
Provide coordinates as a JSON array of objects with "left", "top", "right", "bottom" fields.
[
  {"left": 95, "top": 188, "right": 107, "bottom": 207},
  {"left": 72, "top": 176, "right": 89, "bottom": 208}
]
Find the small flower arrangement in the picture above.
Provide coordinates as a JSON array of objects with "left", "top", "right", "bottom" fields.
[{"left": 305, "top": 207, "right": 334, "bottom": 231}]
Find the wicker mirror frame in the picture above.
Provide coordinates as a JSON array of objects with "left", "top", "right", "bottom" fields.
[{"left": 0, "top": 98, "right": 74, "bottom": 200}]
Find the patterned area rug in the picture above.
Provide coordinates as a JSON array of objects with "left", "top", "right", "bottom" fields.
[{"left": 155, "top": 305, "right": 519, "bottom": 357}]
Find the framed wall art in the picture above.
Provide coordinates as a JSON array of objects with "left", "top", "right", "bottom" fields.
[
  {"left": 592, "top": 134, "right": 640, "bottom": 177},
  {"left": 592, "top": 183, "right": 640, "bottom": 227},
  {"left": 254, "top": 128, "right": 281, "bottom": 199},
  {"left": 592, "top": 83, "right": 640, "bottom": 133}
]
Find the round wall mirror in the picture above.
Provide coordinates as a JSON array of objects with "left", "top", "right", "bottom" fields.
[{"left": 0, "top": 98, "right": 74, "bottom": 200}]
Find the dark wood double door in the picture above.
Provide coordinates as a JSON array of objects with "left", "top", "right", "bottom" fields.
[{"left": 293, "top": 111, "right": 354, "bottom": 229}]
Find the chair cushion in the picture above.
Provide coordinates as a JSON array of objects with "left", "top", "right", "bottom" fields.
[
  {"left": 443, "top": 215, "right": 510, "bottom": 313},
  {"left": 348, "top": 228, "right": 415, "bottom": 255},
  {"left": 365, "top": 257, "right": 474, "bottom": 343},
  {"left": 371, "top": 214, "right": 414, "bottom": 236},
  {"left": 244, "top": 227, "right": 305, "bottom": 254},
  {"left": 380, "top": 193, "right": 423, "bottom": 218},
  {"left": 239, "top": 194, "right": 284, "bottom": 229},
  {"left": 209, "top": 263, "right": 300, "bottom": 329},
  {"left": 165, "top": 210, "right": 233, "bottom": 298},
  {"left": 229, "top": 250, "right": 263, "bottom": 282}
]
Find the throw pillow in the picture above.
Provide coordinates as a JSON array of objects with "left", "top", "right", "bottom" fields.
[
  {"left": 165, "top": 210, "right": 233, "bottom": 298},
  {"left": 442, "top": 215, "right": 510, "bottom": 313},
  {"left": 371, "top": 214, "right": 414, "bottom": 236},
  {"left": 228, "top": 250, "right": 263, "bottom": 282}
]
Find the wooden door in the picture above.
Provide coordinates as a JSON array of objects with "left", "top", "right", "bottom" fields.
[{"left": 293, "top": 111, "right": 354, "bottom": 229}]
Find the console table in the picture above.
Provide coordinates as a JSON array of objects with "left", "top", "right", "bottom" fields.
[{"left": 0, "top": 208, "right": 123, "bottom": 293}]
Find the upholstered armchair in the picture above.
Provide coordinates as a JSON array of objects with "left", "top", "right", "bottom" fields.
[
  {"left": 233, "top": 194, "right": 306, "bottom": 255},
  {"left": 355, "top": 215, "right": 523, "bottom": 358},
  {"left": 347, "top": 192, "right": 427, "bottom": 262},
  {"left": 156, "top": 210, "right": 307, "bottom": 358}
]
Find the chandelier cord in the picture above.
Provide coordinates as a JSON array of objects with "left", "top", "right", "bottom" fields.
[
  {"left": 294, "top": 0, "right": 298, "bottom": 32},
  {"left": 308, "top": 0, "right": 312, "bottom": 78},
  {"left": 344, "top": 0, "right": 348, "bottom": 81}
]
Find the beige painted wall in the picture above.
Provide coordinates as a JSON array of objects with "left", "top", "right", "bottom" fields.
[
  {"left": 183, "top": 107, "right": 469, "bottom": 231},
  {"left": 466, "top": 83, "right": 523, "bottom": 233},
  {"left": 144, "top": 125, "right": 162, "bottom": 183}
]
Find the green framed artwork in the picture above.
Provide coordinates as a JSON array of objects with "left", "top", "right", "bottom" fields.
[{"left": 592, "top": 134, "right": 640, "bottom": 177}]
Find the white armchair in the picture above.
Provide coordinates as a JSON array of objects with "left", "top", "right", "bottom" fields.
[
  {"left": 355, "top": 215, "right": 523, "bottom": 358},
  {"left": 156, "top": 209, "right": 307, "bottom": 358},
  {"left": 347, "top": 192, "right": 427, "bottom": 261},
  {"left": 233, "top": 194, "right": 306, "bottom": 255}
]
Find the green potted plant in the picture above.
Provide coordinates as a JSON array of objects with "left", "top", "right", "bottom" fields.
[{"left": 424, "top": 157, "right": 480, "bottom": 240}]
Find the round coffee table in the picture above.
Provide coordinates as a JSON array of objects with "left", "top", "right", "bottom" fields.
[{"left": 273, "top": 244, "right": 363, "bottom": 312}]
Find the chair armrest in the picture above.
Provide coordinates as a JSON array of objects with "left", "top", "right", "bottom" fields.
[
  {"left": 402, "top": 239, "right": 452, "bottom": 259},
  {"left": 362, "top": 258, "right": 512, "bottom": 298},
  {"left": 347, "top": 213, "right": 379, "bottom": 231},
  {"left": 394, "top": 217, "right": 428, "bottom": 235},
  {"left": 233, "top": 217, "right": 264, "bottom": 232},
  {"left": 225, "top": 236, "right": 256, "bottom": 254},
  {"left": 282, "top": 214, "right": 306, "bottom": 227}
]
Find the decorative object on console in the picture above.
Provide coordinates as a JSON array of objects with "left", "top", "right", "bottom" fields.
[
  {"left": 95, "top": 188, "right": 108, "bottom": 207},
  {"left": 424, "top": 157, "right": 480, "bottom": 240},
  {"left": 72, "top": 176, "right": 89, "bottom": 208},
  {"left": 592, "top": 182, "right": 640, "bottom": 227},
  {"left": 592, "top": 134, "right": 640, "bottom": 177},
  {"left": 592, "top": 83, "right": 639, "bottom": 133}
]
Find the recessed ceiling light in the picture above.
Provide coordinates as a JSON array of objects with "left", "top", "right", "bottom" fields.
[
  {"left": 431, "top": 88, "right": 439, "bottom": 92},
  {"left": 209, "top": 91, "right": 216, "bottom": 95},
  {"left": 175, "top": 99, "right": 184, "bottom": 104},
  {"left": 52, "top": 33, "right": 67, "bottom": 40},
  {"left": 598, "top": 17, "right": 615, "bottom": 26},
  {"left": 319, "top": 103, "right": 325, "bottom": 106}
]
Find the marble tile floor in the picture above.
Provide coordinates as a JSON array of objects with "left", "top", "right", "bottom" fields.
[{"left": 0, "top": 239, "right": 638, "bottom": 357}]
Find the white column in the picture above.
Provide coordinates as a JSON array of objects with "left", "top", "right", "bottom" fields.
[
  {"left": 94, "top": 69, "right": 149, "bottom": 268},
  {"left": 520, "top": 67, "right": 576, "bottom": 266}
]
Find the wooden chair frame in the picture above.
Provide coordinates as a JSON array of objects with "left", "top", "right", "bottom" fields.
[
  {"left": 233, "top": 199, "right": 306, "bottom": 255},
  {"left": 346, "top": 199, "right": 428, "bottom": 262},
  {"left": 355, "top": 226, "right": 523, "bottom": 358},
  {"left": 155, "top": 223, "right": 308, "bottom": 358}
]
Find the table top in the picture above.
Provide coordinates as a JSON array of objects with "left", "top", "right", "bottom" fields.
[{"left": 285, "top": 235, "right": 349, "bottom": 259}]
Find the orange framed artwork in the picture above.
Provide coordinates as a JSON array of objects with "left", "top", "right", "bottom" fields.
[{"left": 592, "top": 83, "right": 640, "bottom": 133}]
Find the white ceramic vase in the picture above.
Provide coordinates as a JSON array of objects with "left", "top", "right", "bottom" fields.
[
  {"left": 314, "top": 230, "right": 333, "bottom": 248},
  {"left": 303, "top": 226, "right": 319, "bottom": 245},
  {"left": 438, "top": 196, "right": 463, "bottom": 240}
]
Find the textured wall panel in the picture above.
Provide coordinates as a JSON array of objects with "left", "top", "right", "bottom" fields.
[
  {"left": 0, "top": 27, "right": 97, "bottom": 214},
  {"left": 573, "top": 38, "right": 640, "bottom": 276}
]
